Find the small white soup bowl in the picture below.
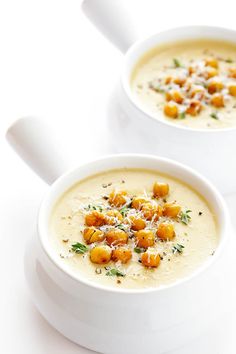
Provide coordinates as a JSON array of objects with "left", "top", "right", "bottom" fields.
[
  {"left": 82, "top": 0, "right": 236, "bottom": 195},
  {"left": 6, "top": 117, "right": 232, "bottom": 354}
]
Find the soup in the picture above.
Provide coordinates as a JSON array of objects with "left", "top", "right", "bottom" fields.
[
  {"left": 49, "top": 168, "right": 218, "bottom": 289},
  {"left": 131, "top": 39, "right": 236, "bottom": 129}
]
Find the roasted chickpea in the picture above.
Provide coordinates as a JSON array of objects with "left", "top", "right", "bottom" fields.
[
  {"left": 190, "top": 86, "right": 205, "bottom": 100},
  {"left": 141, "top": 252, "right": 161, "bottom": 268},
  {"left": 186, "top": 100, "right": 202, "bottom": 116},
  {"left": 207, "top": 79, "right": 224, "bottom": 94},
  {"left": 153, "top": 182, "right": 169, "bottom": 198},
  {"left": 111, "top": 247, "right": 132, "bottom": 263},
  {"left": 164, "top": 102, "right": 179, "bottom": 119},
  {"left": 106, "top": 228, "right": 128, "bottom": 246},
  {"left": 165, "top": 90, "right": 184, "bottom": 104},
  {"left": 85, "top": 211, "right": 106, "bottom": 227},
  {"left": 205, "top": 58, "right": 218, "bottom": 69},
  {"left": 83, "top": 227, "right": 105, "bottom": 244},
  {"left": 155, "top": 205, "right": 163, "bottom": 220},
  {"left": 157, "top": 223, "right": 175, "bottom": 241},
  {"left": 211, "top": 93, "right": 224, "bottom": 108},
  {"left": 163, "top": 203, "right": 181, "bottom": 218},
  {"left": 188, "top": 65, "right": 196, "bottom": 75},
  {"left": 165, "top": 76, "right": 172, "bottom": 84},
  {"left": 90, "top": 245, "right": 112, "bottom": 264},
  {"left": 228, "top": 67, "right": 236, "bottom": 79},
  {"left": 141, "top": 203, "right": 156, "bottom": 220},
  {"left": 105, "top": 210, "right": 123, "bottom": 225},
  {"left": 228, "top": 84, "right": 236, "bottom": 97},
  {"left": 142, "top": 203, "right": 162, "bottom": 221},
  {"left": 131, "top": 197, "right": 148, "bottom": 210},
  {"left": 173, "top": 76, "right": 186, "bottom": 87},
  {"left": 129, "top": 216, "right": 146, "bottom": 231},
  {"left": 135, "top": 230, "right": 155, "bottom": 248},
  {"left": 109, "top": 190, "right": 127, "bottom": 207},
  {"left": 203, "top": 67, "right": 218, "bottom": 79}
]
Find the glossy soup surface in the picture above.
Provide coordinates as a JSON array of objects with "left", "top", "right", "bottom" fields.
[
  {"left": 131, "top": 39, "right": 236, "bottom": 129},
  {"left": 49, "top": 168, "right": 218, "bottom": 289}
]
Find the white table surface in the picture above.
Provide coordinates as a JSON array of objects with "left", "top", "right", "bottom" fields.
[{"left": 1, "top": 0, "right": 236, "bottom": 353}]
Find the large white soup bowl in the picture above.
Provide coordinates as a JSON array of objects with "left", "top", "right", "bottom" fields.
[
  {"left": 82, "top": 0, "right": 236, "bottom": 194},
  {"left": 6, "top": 117, "right": 232, "bottom": 354}
]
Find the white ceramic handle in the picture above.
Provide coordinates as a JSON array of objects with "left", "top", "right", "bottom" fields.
[
  {"left": 6, "top": 117, "right": 68, "bottom": 185},
  {"left": 82, "top": 0, "right": 138, "bottom": 53}
]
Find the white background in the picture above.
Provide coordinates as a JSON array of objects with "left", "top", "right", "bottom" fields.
[{"left": 1, "top": 0, "right": 236, "bottom": 353}]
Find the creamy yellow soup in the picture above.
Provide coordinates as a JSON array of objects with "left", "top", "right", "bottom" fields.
[
  {"left": 131, "top": 39, "right": 236, "bottom": 129},
  {"left": 49, "top": 169, "right": 218, "bottom": 289}
]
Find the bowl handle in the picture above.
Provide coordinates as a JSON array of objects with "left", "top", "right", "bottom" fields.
[
  {"left": 82, "top": 0, "right": 138, "bottom": 53},
  {"left": 6, "top": 117, "right": 68, "bottom": 185}
]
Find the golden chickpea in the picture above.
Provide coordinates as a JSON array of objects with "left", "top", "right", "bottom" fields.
[
  {"left": 211, "top": 93, "right": 224, "bottom": 108},
  {"left": 157, "top": 223, "right": 175, "bottom": 241},
  {"left": 142, "top": 203, "right": 162, "bottom": 221},
  {"left": 172, "top": 91, "right": 184, "bottom": 104},
  {"left": 164, "top": 102, "right": 179, "bottom": 119},
  {"left": 186, "top": 100, "right": 202, "bottom": 116},
  {"left": 190, "top": 86, "right": 205, "bottom": 100},
  {"left": 163, "top": 203, "right": 181, "bottom": 218},
  {"left": 165, "top": 90, "right": 184, "bottom": 104},
  {"left": 141, "top": 203, "right": 156, "bottom": 220},
  {"left": 228, "top": 84, "right": 236, "bottom": 97},
  {"left": 188, "top": 66, "right": 196, "bottom": 75},
  {"left": 105, "top": 210, "right": 123, "bottom": 225},
  {"left": 205, "top": 58, "right": 218, "bottom": 69},
  {"left": 131, "top": 197, "right": 148, "bottom": 210},
  {"left": 111, "top": 247, "right": 132, "bottom": 263},
  {"left": 155, "top": 205, "right": 163, "bottom": 220},
  {"left": 207, "top": 79, "right": 224, "bottom": 94},
  {"left": 173, "top": 76, "right": 186, "bottom": 87},
  {"left": 203, "top": 67, "right": 218, "bottom": 79},
  {"left": 165, "top": 76, "right": 172, "bottom": 84},
  {"left": 85, "top": 211, "right": 106, "bottom": 227},
  {"left": 129, "top": 216, "right": 146, "bottom": 231},
  {"left": 106, "top": 229, "right": 128, "bottom": 246},
  {"left": 228, "top": 67, "right": 236, "bottom": 79},
  {"left": 135, "top": 230, "right": 155, "bottom": 249},
  {"left": 141, "top": 252, "right": 161, "bottom": 268},
  {"left": 153, "top": 182, "right": 169, "bottom": 198},
  {"left": 90, "top": 245, "right": 112, "bottom": 264},
  {"left": 83, "top": 227, "right": 105, "bottom": 244},
  {"left": 109, "top": 190, "right": 127, "bottom": 207}
]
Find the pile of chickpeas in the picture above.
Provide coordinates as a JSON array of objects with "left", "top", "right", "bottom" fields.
[
  {"left": 151, "top": 57, "right": 236, "bottom": 119},
  {"left": 82, "top": 182, "right": 183, "bottom": 268}
]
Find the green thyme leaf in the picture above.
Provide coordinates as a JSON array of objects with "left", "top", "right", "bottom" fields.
[
  {"left": 71, "top": 242, "right": 89, "bottom": 254},
  {"left": 119, "top": 206, "right": 130, "bottom": 217},
  {"left": 173, "top": 58, "right": 182, "bottom": 68},
  {"left": 134, "top": 247, "right": 145, "bottom": 254},
  {"left": 179, "top": 112, "right": 186, "bottom": 119},
  {"left": 172, "top": 243, "right": 185, "bottom": 254},
  {"left": 150, "top": 84, "right": 165, "bottom": 93},
  {"left": 85, "top": 204, "right": 103, "bottom": 212},
  {"left": 179, "top": 210, "right": 192, "bottom": 225},
  {"left": 106, "top": 268, "right": 125, "bottom": 277},
  {"left": 210, "top": 112, "right": 219, "bottom": 120},
  {"left": 116, "top": 224, "right": 127, "bottom": 232}
]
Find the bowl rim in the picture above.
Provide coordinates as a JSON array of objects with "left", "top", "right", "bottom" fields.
[
  {"left": 121, "top": 25, "right": 236, "bottom": 134},
  {"left": 37, "top": 153, "right": 230, "bottom": 295}
]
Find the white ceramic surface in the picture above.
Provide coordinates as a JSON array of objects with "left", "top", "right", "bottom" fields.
[
  {"left": 6, "top": 117, "right": 233, "bottom": 354},
  {"left": 82, "top": 0, "right": 236, "bottom": 194}
]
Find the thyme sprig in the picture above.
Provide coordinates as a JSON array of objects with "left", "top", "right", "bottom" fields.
[
  {"left": 71, "top": 242, "right": 89, "bottom": 254},
  {"left": 106, "top": 268, "right": 125, "bottom": 277},
  {"left": 179, "top": 210, "right": 192, "bottom": 225}
]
